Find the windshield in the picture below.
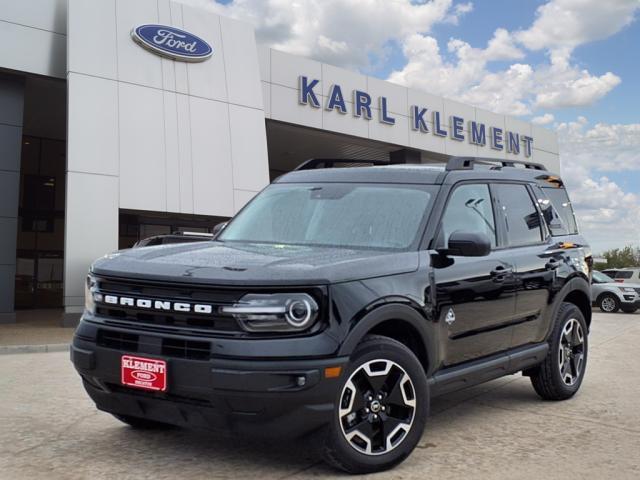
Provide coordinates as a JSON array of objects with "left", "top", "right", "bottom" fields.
[
  {"left": 593, "top": 271, "right": 614, "bottom": 283},
  {"left": 219, "top": 183, "right": 436, "bottom": 250}
]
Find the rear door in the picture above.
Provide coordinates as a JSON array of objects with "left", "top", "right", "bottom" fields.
[
  {"left": 491, "top": 183, "right": 557, "bottom": 347},
  {"left": 432, "top": 183, "right": 518, "bottom": 366}
]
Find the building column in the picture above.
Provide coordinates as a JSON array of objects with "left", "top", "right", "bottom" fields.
[
  {"left": 62, "top": 173, "right": 119, "bottom": 327},
  {"left": 0, "top": 75, "right": 24, "bottom": 324}
]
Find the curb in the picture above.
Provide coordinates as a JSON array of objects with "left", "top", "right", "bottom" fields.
[{"left": 0, "top": 343, "right": 70, "bottom": 355}]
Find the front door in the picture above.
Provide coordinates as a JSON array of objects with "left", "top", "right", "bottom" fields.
[{"left": 432, "top": 183, "right": 517, "bottom": 366}]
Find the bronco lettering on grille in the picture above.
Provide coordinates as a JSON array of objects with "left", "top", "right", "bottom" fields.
[{"left": 102, "top": 295, "right": 213, "bottom": 314}]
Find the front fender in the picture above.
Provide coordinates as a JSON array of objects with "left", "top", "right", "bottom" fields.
[{"left": 337, "top": 303, "right": 438, "bottom": 376}]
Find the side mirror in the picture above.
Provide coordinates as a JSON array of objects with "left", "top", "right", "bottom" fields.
[
  {"left": 438, "top": 230, "right": 491, "bottom": 257},
  {"left": 212, "top": 222, "right": 228, "bottom": 237}
]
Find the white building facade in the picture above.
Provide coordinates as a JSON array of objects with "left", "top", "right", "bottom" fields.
[{"left": 0, "top": 0, "right": 560, "bottom": 324}]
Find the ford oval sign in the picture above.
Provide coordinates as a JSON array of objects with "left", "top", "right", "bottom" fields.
[{"left": 131, "top": 24, "right": 213, "bottom": 62}]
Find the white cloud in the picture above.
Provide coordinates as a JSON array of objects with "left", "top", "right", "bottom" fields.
[
  {"left": 561, "top": 167, "right": 640, "bottom": 252},
  {"left": 558, "top": 118, "right": 640, "bottom": 251},
  {"left": 533, "top": 65, "right": 621, "bottom": 109},
  {"left": 179, "top": 0, "right": 470, "bottom": 70},
  {"left": 388, "top": 0, "right": 636, "bottom": 114},
  {"left": 516, "top": 0, "right": 639, "bottom": 52},
  {"left": 532, "top": 113, "right": 555, "bottom": 125},
  {"left": 558, "top": 119, "right": 640, "bottom": 171},
  {"left": 387, "top": 29, "right": 531, "bottom": 114}
]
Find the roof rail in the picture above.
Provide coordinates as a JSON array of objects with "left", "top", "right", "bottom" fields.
[
  {"left": 445, "top": 156, "right": 547, "bottom": 171},
  {"left": 294, "top": 158, "right": 389, "bottom": 171}
]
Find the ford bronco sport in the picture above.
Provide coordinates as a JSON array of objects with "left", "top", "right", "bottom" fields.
[{"left": 72, "top": 157, "right": 592, "bottom": 474}]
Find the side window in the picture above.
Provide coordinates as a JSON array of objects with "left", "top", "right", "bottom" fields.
[
  {"left": 493, "top": 184, "right": 544, "bottom": 246},
  {"left": 617, "top": 271, "right": 633, "bottom": 279},
  {"left": 541, "top": 187, "right": 579, "bottom": 235},
  {"left": 439, "top": 184, "right": 496, "bottom": 249}
]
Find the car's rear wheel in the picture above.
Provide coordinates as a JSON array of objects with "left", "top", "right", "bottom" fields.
[
  {"left": 112, "top": 414, "right": 175, "bottom": 429},
  {"left": 323, "top": 335, "right": 428, "bottom": 474},
  {"left": 530, "top": 302, "right": 588, "bottom": 400},
  {"left": 598, "top": 293, "right": 620, "bottom": 313}
]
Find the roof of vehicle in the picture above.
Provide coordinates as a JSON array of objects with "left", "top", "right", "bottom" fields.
[{"left": 275, "top": 157, "right": 561, "bottom": 186}]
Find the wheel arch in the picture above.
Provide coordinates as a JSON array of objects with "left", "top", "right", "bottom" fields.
[
  {"left": 338, "top": 303, "right": 435, "bottom": 376},
  {"left": 554, "top": 276, "right": 592, "bottom": 329}
]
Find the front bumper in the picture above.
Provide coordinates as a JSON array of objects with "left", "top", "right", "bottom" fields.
[
  {"left": 620, "top": 295, "right": 640, "bottom": 306},
  {"left": 71, "top": 318, "right": 348, "bottom": 438}
]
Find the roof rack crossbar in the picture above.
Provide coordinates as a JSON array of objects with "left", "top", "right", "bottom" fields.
[
  {"left": 294, "top": 158, "right": 389, "bottom": 171},
  {"left": 445, "top": 156, "right": 547, "bottom": 171}
]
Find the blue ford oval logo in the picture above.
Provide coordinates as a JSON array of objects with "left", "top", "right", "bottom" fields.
[{"left": 131, "top": 24, "right": 213, "bottom": 62}]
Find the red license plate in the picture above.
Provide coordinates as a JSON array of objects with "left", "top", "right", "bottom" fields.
[{"left": 121, "top": 355, "right": 167, "bottom": 392}]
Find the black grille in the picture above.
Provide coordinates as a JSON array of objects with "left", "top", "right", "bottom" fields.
[
  {"left": 634, "top": 288, "right": 640, "bottom": 295},
  {"left": 97, "top": 330, "right": 139, "bottom": 351},
  {"left": 94, "top": 277, "right": 246, "bottom": 335},
  {"left": 162, "top": 338, "right": 210, "bottom": 360}
]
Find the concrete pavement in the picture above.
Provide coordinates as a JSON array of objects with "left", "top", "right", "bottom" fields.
[{"left": 0, "top": 311, "right": 639, "bottom": 479}]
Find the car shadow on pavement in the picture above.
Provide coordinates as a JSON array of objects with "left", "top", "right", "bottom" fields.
[{"left": 77, "top": 378, "right": 545, "bottom": 477}]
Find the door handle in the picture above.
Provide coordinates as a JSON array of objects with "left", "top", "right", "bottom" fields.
[
  {"left": 490, "top": 266, "right": 513, "bottom": 282},
  {"left": 545, "top": 258, "right": 561, "bottom": 271}
]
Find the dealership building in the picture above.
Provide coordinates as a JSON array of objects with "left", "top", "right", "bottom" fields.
[{"left": 0, "top": 0, "right": 560, "bottom": 325}]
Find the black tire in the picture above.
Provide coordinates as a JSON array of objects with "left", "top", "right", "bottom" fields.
[
  {"left": 597, "top": 293, "right": 620, "bottom": 313},
  {"left": 621, "top": 306, "right": 638, "bottom": 314},
  {"left": 323, "top": 335, "right": 429, "bottom": 474},
  {"left": 530, "top": 302, "right": 588, "bottom": 400},
  {"left": 112, "top": 413, "right": 175, "bottom": 429}
]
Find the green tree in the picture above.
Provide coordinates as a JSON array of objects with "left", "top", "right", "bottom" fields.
[{"left": 601, "top": 246, "right": 640, "bottom": 269}]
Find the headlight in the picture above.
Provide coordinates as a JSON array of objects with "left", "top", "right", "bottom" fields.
[
  {"left": 221, "top": 293, "right": 319, "bottom": 332},
  {"left": 619, "top": 287, "right": 636, "bottom": 293},
  {"left": 84, "top": 275, "right": 101, "bottom": 314},
  {"left": 84, "top": 274, "right": 102, "bottom": 313}
]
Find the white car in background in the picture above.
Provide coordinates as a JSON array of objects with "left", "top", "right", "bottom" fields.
[
  {"left": 601, "top": 267, "right": 640, "bottom": 284},
  {"left": 591, "top": 270, "right": 640, "bottom": 313}
]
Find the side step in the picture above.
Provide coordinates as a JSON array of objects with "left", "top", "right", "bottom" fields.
[{"left": 428, "top": 343, "right": 548, "bottom": 397}]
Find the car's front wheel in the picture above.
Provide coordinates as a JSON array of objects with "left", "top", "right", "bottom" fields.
[
  {"left": 598, "top": 293, "right": 620, "bottom": 313},
  {"left": 323, "top": 335, "right": 428, "bottom": 474}
]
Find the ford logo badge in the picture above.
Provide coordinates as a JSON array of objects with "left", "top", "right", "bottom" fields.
[{"left": 131, "top": 24, "right": 213, "bottom": 62}]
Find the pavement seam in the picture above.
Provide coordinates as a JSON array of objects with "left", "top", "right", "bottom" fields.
[
  {"left": 276, "top": 460, "right": 325, "bottom": 479},
  {"left": 589, "top": 323, "right": 640, "bottom": 348},
  {"left": 0, "top": 343, "right": 70, "bottom": 355},
  {"left": 7, "top": 411, "right": 99, "bottom": 457},
  {"left": 472, "top": 400, "right": 640, "bottom": 436}
]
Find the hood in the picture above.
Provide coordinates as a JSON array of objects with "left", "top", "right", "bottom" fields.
[{"left": 91, "top": 241, "right": 420, "bottom": 286}]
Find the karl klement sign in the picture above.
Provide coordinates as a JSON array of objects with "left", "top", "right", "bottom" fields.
[{"left": 298, "top": 76, "right": 534, "bottom": 157}]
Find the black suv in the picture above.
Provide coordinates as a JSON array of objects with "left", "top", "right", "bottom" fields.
[{"left": 72, "top": 157, "right": 592, "bottom": 474}]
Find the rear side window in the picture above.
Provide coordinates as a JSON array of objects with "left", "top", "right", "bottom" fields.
[
  {"left": 616, "top": 271, "right": 633, "bottom": 279},
  {"left": 541, "top": 187, "right": 578, "bottom": 235},
  {"left": 493, "top": 184, "right": 544, "bottom": 246}
]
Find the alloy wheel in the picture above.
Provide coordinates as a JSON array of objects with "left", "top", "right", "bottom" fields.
[
  {"left": 600, "top": 296, "right": 616, "bottom": 312},
  {"left": 338, "top": 359, "right": 416, "bottom": 456},
  {"left": 558, "top": 318, "right": 585, "bottom": 386}
]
